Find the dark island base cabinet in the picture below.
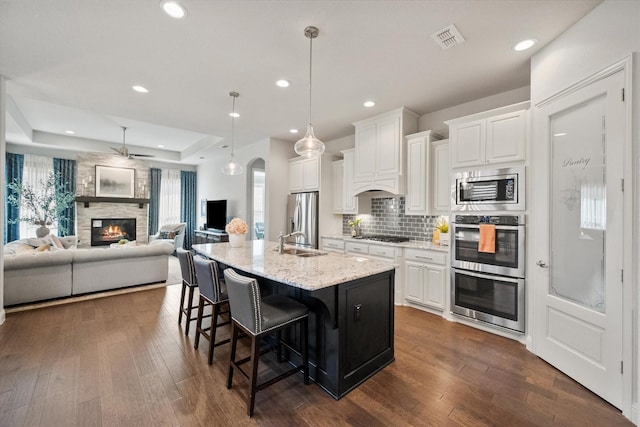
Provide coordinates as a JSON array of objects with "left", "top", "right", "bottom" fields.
[{"left": 235, "top": 268, "right": 395, "bottom": 400}]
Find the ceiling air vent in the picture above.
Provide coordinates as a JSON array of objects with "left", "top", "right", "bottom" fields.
[{"left": 431, "top": 24, "right": 465, "bottom": 50}]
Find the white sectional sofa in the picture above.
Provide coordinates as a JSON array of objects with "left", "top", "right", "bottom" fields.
[{"left": 3, "top": 236, "right": 174, "bottom": 306}]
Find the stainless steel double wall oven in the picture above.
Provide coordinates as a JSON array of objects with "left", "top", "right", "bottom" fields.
[{"left": 450, "top": 214, "right": 526, "bottom": 333}]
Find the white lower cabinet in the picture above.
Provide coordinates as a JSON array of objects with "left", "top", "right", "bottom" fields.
[
  {"left": 345, "top": 241, "right": 404, "bottom": 304},
  {"left": 322, "top": 237, "right": 345, "bottom": 253},
  {"left": 404, "top": 248, "right": 447, "bottom": 311}
]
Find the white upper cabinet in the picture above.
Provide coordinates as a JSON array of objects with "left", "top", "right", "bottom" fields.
[
  {"left": 289, "top": 156, "right": 320, "bottom": 193},
  {"left": 341, "top": 149, "right": 359, "bottom": 214},
  {"left": 332, "top": 149, "right": 361, "bottom": 214},
  {"left": 405, "top": 130, "right": 442, "bottom": 215},
  {"left": 332, "top": 160, "right": 344, "bottom": 213},
  {"left": 446, "top": 101, "right": 529, "bottom": 169},
  {"left": 353, "top": 107, "right": 418, "bottom": 195},
  {"left": 431, "top": 139, "right": 451, "bottom": 214}
]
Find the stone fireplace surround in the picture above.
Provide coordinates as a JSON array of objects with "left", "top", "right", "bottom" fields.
[{"left": 75, "top": 153, "right": 150, "bottom": 248}]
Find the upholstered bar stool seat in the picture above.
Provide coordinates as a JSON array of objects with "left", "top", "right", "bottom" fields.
[
  {"left": 223, "top": 268, "right": 309, "bottom": 417},
  {"left": 176, "top": 248, "right": 199, "bottom": 336},
  {"left": 193, "top": 256, "right": 231, "bottom": 365}
]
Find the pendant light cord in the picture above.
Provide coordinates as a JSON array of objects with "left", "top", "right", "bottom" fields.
[
  {"left": 229, "top": 91, "right": 239, "bottom": 157},
  {"left": 231, "top": 94, "right": 236, "bottom": 156},
  {"left": 308, "top": 35, "right": 313, "bottom": 126}
]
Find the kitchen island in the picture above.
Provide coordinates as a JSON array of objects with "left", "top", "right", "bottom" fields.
[{"left": 192, "top": 240, "right": 396, "bottom": 399}]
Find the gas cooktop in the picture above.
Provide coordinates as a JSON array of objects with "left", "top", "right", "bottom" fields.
[{"left": 353, "top": 235, "right": 410, "bottom": 243}]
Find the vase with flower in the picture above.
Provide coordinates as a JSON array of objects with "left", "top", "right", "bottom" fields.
[
  {"left": 433, "top": 216, "right": 449, "bottom": 246},
  {"left": 225, "top": 217, "right": 248, "bottom": 248},
  {"left": 348, "top": 217, "right": 362, "bottom": 237}
]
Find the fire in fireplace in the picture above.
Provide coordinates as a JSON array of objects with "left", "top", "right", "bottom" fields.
[{"left": 91, "top": 218, "right": 136, "bottom": 246}]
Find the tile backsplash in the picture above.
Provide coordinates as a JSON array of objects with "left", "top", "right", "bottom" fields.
[{"left": 342, "top": 196, "right": 445, "bottom": 242}]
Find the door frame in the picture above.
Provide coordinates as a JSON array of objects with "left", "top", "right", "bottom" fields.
[{"left": 528, "top": 55, "right": 634, "bottom": 418}]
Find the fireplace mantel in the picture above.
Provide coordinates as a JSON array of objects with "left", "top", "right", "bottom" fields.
[{"left": 75, "top": 197, "right": 150, "bottom": 208}]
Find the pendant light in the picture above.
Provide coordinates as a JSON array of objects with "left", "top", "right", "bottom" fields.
[
  {"left": 294, "top": 26, "right": 325, "bottom": 158},
  {"left": 222, "top": 91, "right": 243, "bottom": 175}
]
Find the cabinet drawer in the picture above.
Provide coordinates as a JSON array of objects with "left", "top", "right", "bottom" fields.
[
  {"left": 322, "top": 239, "right": 345, "bottom": 251},
  {"left": 345, "top": 242, "right": 369, "bottom": 255},
  {"left": 404, "top": 249, "right": 446, "bottom": 265},
  {"left": 368, "top": 245, "right": 396, "bottom": 259}
]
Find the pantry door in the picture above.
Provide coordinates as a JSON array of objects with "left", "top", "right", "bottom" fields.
[{"left": 531, "top": 68, "right": 626, "bottom": 408}]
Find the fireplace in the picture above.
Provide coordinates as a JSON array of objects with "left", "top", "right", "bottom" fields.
[{"left": 91, "top": 218, "right": 136, "bottom": 246}]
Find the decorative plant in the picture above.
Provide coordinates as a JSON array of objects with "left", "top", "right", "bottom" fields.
[
  {"left": 348, "top": 217, "right": 362, "bottom": 236},
  {"left": 7, "top": 171, "right": 76, "bottom": 230},
  {"left": 225, "top": 217, "right": 248, "bottom": 235},
  {"left": 435, "top": 216, "right": 449, "bottom": 234}
]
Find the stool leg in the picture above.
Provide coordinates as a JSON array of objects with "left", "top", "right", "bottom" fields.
[
  {"left": 194, "top": 296, "right": 204, "bottom": 350},
  {"left": 184, "top": 286, "right": 195, "bottom": 336},
  {"left": 227, "top": 322, "right": 238, "bottom": 389},
  {"left": 178, "top": 281, "right": 187, "bottom": 325},
  {"left": 248, "top": 334, "right": 260, "bottom": 417},
  {"left": 208, "top": 302, "right": 220, "bottom": 365},
  {"left": 302, "top": 317, "right": 309, "bottom": 385}
]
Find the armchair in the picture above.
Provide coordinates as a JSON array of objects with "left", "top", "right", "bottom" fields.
[
  {"left": 254, "top": 222, "right": 264, "bottom": 239},
  {"left": 149, "top": 222, "right": 187, "bottom": 251}
]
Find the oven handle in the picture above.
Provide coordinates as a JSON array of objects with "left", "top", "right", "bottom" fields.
[
  {"left": 453, "top": 268, "right": 521, "bottom": 284},
  {"left": 453, "top": 224, "right": 522, "bottom": 230}
]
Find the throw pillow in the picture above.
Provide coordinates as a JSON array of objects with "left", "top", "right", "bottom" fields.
[
  {"left": 159, "top": 231, "right": 176, "bottom": 239},
  {"left": 49, "top": 234, "right": 64, "bottom": 249}
]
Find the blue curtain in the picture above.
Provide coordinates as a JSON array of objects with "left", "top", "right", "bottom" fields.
[
  {"left": 180, "top": 170, "right": 197, "bottom": 249},
  {"left": 148, "top": 168, "right": 162, "bottom": 238},
  {"left": 53, "top": 158, "right": 76, "bottom": 237},
  {"left": 5, "top": 153, "right": 24, "bottom": 243}
]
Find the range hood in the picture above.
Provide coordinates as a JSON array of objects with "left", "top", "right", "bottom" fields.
[{"left": 354, "top": 188, "right": 400, "bottom": 198}]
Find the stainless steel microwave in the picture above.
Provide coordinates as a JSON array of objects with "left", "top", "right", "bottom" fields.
[{"left": 451, "top": 166, "right": 525, "bottom": 211}]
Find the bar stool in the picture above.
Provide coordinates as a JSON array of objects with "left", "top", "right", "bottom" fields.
[
  {"left": 193, "top": 256, "right": 231, "bottom": 365},
  {"left": 223, "top": 268, "right": 309, "bottom": 417},
  {"left": 176, "top": 248, "right": 198, "bottom": 336}
]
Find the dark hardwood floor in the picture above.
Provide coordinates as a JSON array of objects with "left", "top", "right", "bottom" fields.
[{"left": 0, "top": 284, "right": 632, "bottom": 426}]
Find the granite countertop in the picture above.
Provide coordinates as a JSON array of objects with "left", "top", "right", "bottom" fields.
[
  {"left": 321, "top": 235, "right": 450, "bottom": 253},
  {"left": 191, "top": 240, "right": 396, "bottom": 291}
]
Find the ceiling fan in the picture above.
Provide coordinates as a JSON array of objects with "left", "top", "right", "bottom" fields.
[{"left": 111, "top": 126, "right": 154, "bottom": 158}]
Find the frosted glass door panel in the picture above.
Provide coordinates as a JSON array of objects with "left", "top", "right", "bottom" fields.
[{"left": 550, "top": 95, "right": 606, "bottom": 312}]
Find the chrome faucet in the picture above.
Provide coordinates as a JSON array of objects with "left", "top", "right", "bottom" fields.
[{"left": 278, "top": 231, "right": 305, "bottom": 254}]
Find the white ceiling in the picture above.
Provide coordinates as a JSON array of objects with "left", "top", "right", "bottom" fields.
[{"left": 0, "top": 0, "right": 602, "bottom": 164}]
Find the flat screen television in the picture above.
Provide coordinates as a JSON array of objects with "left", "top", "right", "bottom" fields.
[{"left": 206, "top": 199, "right": 227, "bottom": 232}]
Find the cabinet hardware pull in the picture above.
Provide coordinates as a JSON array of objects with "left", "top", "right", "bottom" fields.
[{"left": 354, "top": 304, "right": 362, "bottom": 321}]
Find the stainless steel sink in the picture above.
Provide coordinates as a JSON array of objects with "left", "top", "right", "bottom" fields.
[{"left": 277, "top": 247, "right": 327, "bottom": 257}]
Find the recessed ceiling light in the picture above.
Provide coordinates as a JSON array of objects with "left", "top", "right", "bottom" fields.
[
  {"left": 64, "top": 130, "right": 75, "bottom": 134},
  {"left": 513, "top": 38, "right": 537, "bottom": 51},
  {"left": 229, "top": 112, "right": 240, "bottom": 118},
  {"left": 157, "top": 144, "right": 165, "bottom": 148},
  {"left": 363, "top": 100, "right": 376, "bottom": 108},
  {"left": 289, "top": 129, "right": 298, "bottom": 134},
  {"left": 132, "top": 85, "right": 149, "bottom": 93},
  {"left": 161, "top": 1, "right": 187, "bottom": 19},
  {"left": 276, "top": 79, "right": 290, "bottom": 88}
]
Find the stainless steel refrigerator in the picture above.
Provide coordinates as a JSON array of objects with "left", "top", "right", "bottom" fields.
[{"left": 286, "top": 192, "right": 319, "bottom": 248}]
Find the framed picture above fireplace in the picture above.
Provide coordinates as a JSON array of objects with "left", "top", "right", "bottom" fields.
[{"left": 95, "top": 165, "right": 135, "bottom": 198}]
